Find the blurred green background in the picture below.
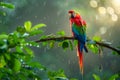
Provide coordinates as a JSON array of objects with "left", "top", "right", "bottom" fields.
[{"left": 0, "top": 0, "right": 120, "bottom": 79}]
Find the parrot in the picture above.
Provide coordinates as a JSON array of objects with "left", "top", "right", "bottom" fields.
[{"left": 68, "top": 10, "right": 88, "bottom": 75}]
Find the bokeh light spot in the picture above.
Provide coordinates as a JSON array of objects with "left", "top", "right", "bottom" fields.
[
  {"left": 116, "top": 8, "right": 120, "bottom": 14},
  {"left": 90, "top": 0, "right": 98, "bottom": 8},
  {"left": 100, "top": 27, "right": 107, "bottom": 35},
  {"left": 107, "top": 7, "right": 114, "bottom": 15},
  {"left": 111, "top": 14, "right": 118, "bottom": 21},
  {"left": 98, "top": 7, "right": 106, "bottom": 14}
]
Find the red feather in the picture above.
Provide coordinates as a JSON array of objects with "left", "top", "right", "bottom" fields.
[{"left": 77, "top": 42, "right": 84, "bottom": 75}]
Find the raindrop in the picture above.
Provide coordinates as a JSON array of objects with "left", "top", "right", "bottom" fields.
[
  {"left": 37, "top": 45, "right": 40, "bottom": 48},
  {"left": 26, "top": 43, "right": 29, "bottom": 45},
  {"left": 20, "top": 59, "right": 23, "bottom": 62},
  {"left": 20, "top": 46, "right": 23, "bottom": 49},
  {"left": 3, "top": 39, "right": 7, "bottom": 42},
  {"left": 23, "top": 33, "right": 29, "bottom": 37},
  {"left": 29, "top": 44, "right": 32, "bottom": 46}
]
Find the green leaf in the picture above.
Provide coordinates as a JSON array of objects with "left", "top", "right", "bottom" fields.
[
  {"left": 16, "top": 26, "right": 26, "bottom": 34},
  {"left": 16, "top": 46, "right": 23, "bottom": 53},
  {"left": 93, "top": 36, "right": 101, "bottom": 42},
  {"left": 40, "top": 35, "right": 48, "bottom": 39},
  {"left": 0, "top": 34, "right": 8, "bottom": 40},
  {"left": 48, "top": 69, "right": 67, "bottom": 80},
  {"left": 109, "top": 74, "right": 120, "bottom": 80},
  {"left": 57, "top": 31, "right": 65, "bottom": 36},
  {"left": 112, "top": 51, "right": 119, "bottom": 55},
  {"left": 62, "top": 41, "right": 69, "bottom": 49},
  {"left": 24, "top": 47, "right": 34, "bottom": 57},
  {"left": 93, "top": 74, "right": 101, "bottom": 80},
  {"left": 30, "top": 30, "right": 44, "bottom": 36},
  {"left": 49, "top": 41, "right": 55, "bottom": 48},
  {"left": 4, "top": 53, "right": 11, "bottom": 61},
  {"left": 24, "top": 21, "right": 32, "bottom": 32},
  {"left": 42, "top": 42, "right": 48, "bottom": 46},
  {"left": 88, "top": 44, "right": 99, "bottom": 54},
  {"left": 31, "top": 23, "right": 46, "bottom": 31},
  {"left": 70, "top": 78, "right": 78, "bottom": 80},
  {"left": 0, "top": 56, "right": 6, "bottom": 68},
  {"left": 73, "top": 40, "right": 78, "bottom": 46},
  {"left": 0, "top": 11, "right": 6, "bottom": 16},
  {"left": 28, "top": 62, "right": 46, "bottom": 71},
  {"left": 0, "top": 2, "right": 15, "bottom": 9},
  {"left": 69, "top": 41, "right": 73, "bottom": 50},
  {"left": 12, "top": 58, "right": 21, "bottom": 73}
]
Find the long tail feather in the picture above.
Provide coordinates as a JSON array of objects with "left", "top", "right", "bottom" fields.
[{"left": 77, "top": 42, "right": 84, "bottom": 75}]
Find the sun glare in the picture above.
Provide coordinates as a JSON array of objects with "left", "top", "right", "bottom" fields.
[{"left": 112, "top": 0, "right": 120, "bottom": 7}]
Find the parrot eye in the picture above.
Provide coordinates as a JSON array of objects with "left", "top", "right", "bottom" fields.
[{"left": 71, "top": 14, "right": 74, "bottom": 18}]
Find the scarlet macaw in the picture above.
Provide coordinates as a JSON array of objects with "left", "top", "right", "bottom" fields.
[{"left": 68, "top": 10, "right": 88, "bottom": 75}]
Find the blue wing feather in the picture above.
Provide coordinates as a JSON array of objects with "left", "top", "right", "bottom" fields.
[{"left": 72, "top": 25, "right": 87, "bottom": 52}]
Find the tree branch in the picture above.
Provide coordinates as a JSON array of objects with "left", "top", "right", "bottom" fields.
[{"left": 35, "top": 36, "right": 120, "bottom": 54}]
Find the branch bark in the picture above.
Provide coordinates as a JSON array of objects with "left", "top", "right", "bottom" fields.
[{"left": 35, "top": 36, "right": 120, "bottom": 54}]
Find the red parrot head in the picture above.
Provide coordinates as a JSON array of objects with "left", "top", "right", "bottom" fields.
[
  {"left": 68, "top": 10, "right": 75, "bottom": 18},
  {"left": 68, "top": 10, "right": 74, "bottom": 14}
]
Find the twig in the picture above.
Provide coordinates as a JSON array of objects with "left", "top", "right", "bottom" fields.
[{"left": 35, "top": 36, "right": 120, "bottom": 54}]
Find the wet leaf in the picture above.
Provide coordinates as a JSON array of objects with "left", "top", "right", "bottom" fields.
[
  {"left": 16, "top": 46, "right": 23, "bottom": 53},
  {"left": 49, "top": 41, "right": 55, "bottom": 48},
  {"left": 73, "top": 40, "right": 78, "bottom": 46},
  {"left": 16, "top": 27, "right": 26, "bottom": 34},
  {"left": 93, "top": 74, "right": 101, "bottom": 80},
  {"left": 93, "top": 36, "right": 101, "bottom": 42},
  {"left": 88, "top": 44, "right": 99, "bottom": 54},
  {"left": 12, "top": 58, "right": 21, "bottom": 73},
  {"left": 70, "top": 78, "right": 78, "bottom": 80},
  {"left": 48, "top": 69, "right": 67, "bottom": 80},
  {"left": 109, "top": 74, "right": 120, "bottom": 80},
  {"left": 30, "top": 30, "right": 44, "bottom": 36},
  {"left": 0, "top": 34, "right": 8, "bottom": 40},
  {"left": 69, "top": 41, "right": 73, "bottom": 50},
  {"left": 62, "top": 41, "right": 69, "bottom": 49},
  {"left": 31, "top": 23, "right": 46, "bottom": 31},
  {"left": 24, "top": 21, "right": 32, "bottom": 32},
  {"left": 0, "top": 2, "right": 15, "bottom": 9},
  {"left": 4, "top": 53, "right": 11, "bottom": 61},
  {"left": 112, "top": 51, "right": 119, "bottom": 55},
  {"left": 57, "top": 31, "right": 65, "bottom": 36},
  {"left": 0, "top": 56, "right": 6, "bottom": 68},
  {"left": 24, "top": 47, "right": 34, "bottom": 57},
  {"left": 0, "top": 11, "right": 6, "bottom": 16}
]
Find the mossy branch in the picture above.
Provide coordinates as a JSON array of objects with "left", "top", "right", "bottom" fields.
[{"left": 35, "top": 36, "right": 120, "bottom": 54}]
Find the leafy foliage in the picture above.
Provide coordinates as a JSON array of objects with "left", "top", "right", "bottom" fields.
[
  {"left": 47, "top": 69, "right": 68, "bottom": 80},
  {"left": 0, "top": 2, "right": 15, "bottom": 16},
  {"left": 0, "top": 21, "right": 70, "bottom": 80},
  {"left": 93, "top": 74, "right": 101, "bottom": 80},
  {"left": 93, "top": 73, "right": 120, "bottom": 80}
]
